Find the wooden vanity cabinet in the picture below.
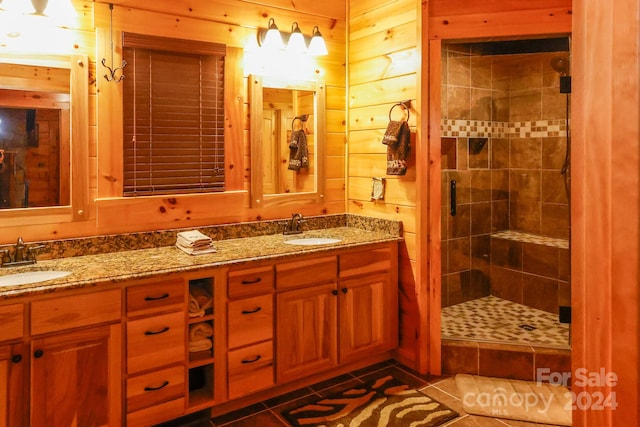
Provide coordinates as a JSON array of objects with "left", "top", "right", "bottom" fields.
[
  {"left": 125, "top": 278, "right": 186, "bottom": 427},
  {"left": 226, "top": 265, "right": 275, "bottom": 400},
  {"left": 30, "top": 289, "right": 122, "bottom": 427},
  {"left": 0, "top": 304, "right": 26, "bottom": 426},
  {"left": 275, "top": 244, "right": 398, "bottom": 385},
  {"left": 338, "top": 245, "right": 398, "bottom": 364}
]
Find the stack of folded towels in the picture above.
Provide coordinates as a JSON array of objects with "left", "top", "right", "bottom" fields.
[
  {"left": 188, "top": 286, "right": 212, "bottom": 318},
  {"left": 189, "top": 322, "right": 213, "bottom": 353},
  {"left": 176, "top": 230, "right": 217, "bottom": 255}
]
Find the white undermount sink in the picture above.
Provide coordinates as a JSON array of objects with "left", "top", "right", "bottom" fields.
[
  {"left": 0, "top": 270, "right": 72, "bottom": 287},
  {"left": 283, "top": 237, "right": 342, "bottom": 246}
]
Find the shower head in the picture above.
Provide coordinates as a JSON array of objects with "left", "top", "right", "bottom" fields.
[{"left": 550, "top": 56, "right": 569, "bottom": 75}]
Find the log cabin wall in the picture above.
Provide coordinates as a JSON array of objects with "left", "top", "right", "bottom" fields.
[
  {"left": 0, "top": 0, "right": 346, "bottom": 242},
  {"left": 346, "top": 0, "right": 420, "bottom": 368}
]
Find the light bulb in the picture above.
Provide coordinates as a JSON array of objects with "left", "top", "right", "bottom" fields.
[
  {"left": 287, "top": 22, "right": 307, "bottom": 54},
  {"left": 308, "top": 26, "right": 328, "bottom": 56},
  {"left": 261, "top": 17, "right": 283, "bottom": 51}
]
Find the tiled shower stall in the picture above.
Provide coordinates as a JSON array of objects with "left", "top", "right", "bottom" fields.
[{"left": 439, "top": 39, "right": 572, "bottom": 378}]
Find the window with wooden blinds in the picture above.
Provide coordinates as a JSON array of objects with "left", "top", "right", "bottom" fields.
[{"left": 122, "top": 33, "right": 226, "bottom": 196}]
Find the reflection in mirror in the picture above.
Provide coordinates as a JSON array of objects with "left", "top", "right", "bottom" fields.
[
  {"left": 0, "top": 55, "right": 89, "bottom": 225},
  {"left": 262, "top": 87, "right": 315, "bottom": 194},
  {"left": 250, "top": 75, "right": 325, "bottom": 208},
  {"left": 0, "top": 91, "right": 70, "bottom": 209}
]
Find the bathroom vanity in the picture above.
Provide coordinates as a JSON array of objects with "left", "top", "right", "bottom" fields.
[{"left": 0, "top": 225, "right": 399, "bottom": 426}]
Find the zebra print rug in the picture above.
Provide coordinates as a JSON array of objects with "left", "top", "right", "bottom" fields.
[{"left": 281, "top": 375, "right": 458, "bottom": 427}]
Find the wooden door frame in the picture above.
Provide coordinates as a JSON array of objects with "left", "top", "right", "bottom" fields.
[{"left": 418, "top": 20, "right": 573, "bottom": 376}]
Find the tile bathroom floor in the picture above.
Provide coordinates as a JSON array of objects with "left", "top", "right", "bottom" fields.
[{"left": 159, "top": 360, "right": 567, "bottom": 427}]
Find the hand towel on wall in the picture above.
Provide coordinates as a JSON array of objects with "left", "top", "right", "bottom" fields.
[
  {"left": 288, "top": 129, "right": 309, "bottom": 171},
  {"left": 381, "top": 120, "right": 411, "bottom": 175}
]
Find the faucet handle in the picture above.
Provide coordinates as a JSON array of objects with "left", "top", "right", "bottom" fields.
[
  {"left": 1, "top": 249, "right": 10, "bottom": 266},
  {"left": 26, "top": 245, "right": 45, "bottom": 262}
]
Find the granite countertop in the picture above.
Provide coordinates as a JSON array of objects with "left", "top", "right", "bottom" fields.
[{"left": 0, "top": 227, "right": 401, "bottom": 300}]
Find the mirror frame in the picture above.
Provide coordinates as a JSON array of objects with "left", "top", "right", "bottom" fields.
[
  {"left": 0, "top": 54, "right": 90, "bottom": 226},
  {"left": 249, "top": 75, "right": 325, "bottom": 208}
]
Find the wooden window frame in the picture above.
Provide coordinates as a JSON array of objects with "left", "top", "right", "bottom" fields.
[{"left": 122, "top": 32, "right": 226, "bottom": 197}]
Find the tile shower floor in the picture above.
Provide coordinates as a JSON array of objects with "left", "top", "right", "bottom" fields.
[{"left": 441, "top": 296, "right": 570, "bottom": 349}]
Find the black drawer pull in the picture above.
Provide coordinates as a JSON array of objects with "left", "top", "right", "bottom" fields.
[
  {"left": 145, "top": 293, "right": 170, "bottom": 301},
  {"left": 342, "top": 288, "right": 348, "bottom": 294},
  {"left": 12, "top": 354, "right": 22, "bottom": 363},
  {"left": 144, "top": 381, "right": 169, "bottom": 391},
  {"left": 34, "top": 349, "right": 44, "bottom": 358},
  {"left": 144, "top": 326, "right": 170, "bottom": 335},
  {"left": 241, "top": 355, "right": 262, "bottom": 364},
  {"left": 241, "top": 307, "right": 262, "bottom": 315},
  {"left": 331, "top": 290, "right": 338, "bottom": 296},
  {"left": 241, "top": 277, "right": 262, "bottom": 285}
]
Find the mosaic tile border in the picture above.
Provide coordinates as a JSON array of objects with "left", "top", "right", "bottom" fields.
[
  {"left": 492, "top": 230, "right": 569, "bottom": 249},
  {"left": 441, "top": 119, "right": 568, "bottom": 139}
]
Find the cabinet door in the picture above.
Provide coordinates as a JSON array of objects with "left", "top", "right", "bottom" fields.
[
  {"left": 0, "top": 343, "right": 27, "bottom": 427},
  {"left": 339, "top": 273, "right": 397, "bottom": 364},
  {"left": 276, "top": 282, "right": 337, "bottom": 383},
  {"left": 31, "top": 324, "right": 122, "bottom": 427}
]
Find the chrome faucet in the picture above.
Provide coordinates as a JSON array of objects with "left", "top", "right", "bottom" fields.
[
  {"left": 1, "top": 237, "right": 44, "bottom": 267},
  {"left": 283, "top": 213, "right": 305, "bottom": 235}
]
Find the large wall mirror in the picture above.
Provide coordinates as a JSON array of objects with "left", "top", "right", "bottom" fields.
[
  {"left": 250, "top": 75, "right": 325, "bottom": 208},
  {"left": 0, "top": 55, "right": 89, "bottom": 226}
]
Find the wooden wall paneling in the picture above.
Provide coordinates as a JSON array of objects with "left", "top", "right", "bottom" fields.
[
  {"left": 425, "top": 39, "right": 442, "bottom": 375},
  {"left": 348, "top": 0, "right": 419, "bottom": 369},
  {"left": 223, "top": 47, "right": 246, "bottom": 192},
  {"left": 349, "top": 21, "right": 418, "bottom": 64},
  {"left": 348, "top": 0, "right": 417, "bottom": 42},
  {"left": 349, "top": 48, "right": 418, "bottom": 84},
  {"left": 429, "top": 0, "right": 571, "bottom": 16},
  {"left": 572, "top": 0, "right": 640, "bottom": 424},
  {"left": 428, "top": 7, "right": 572, "bottom": 40},
  {"left": 348, "top": 75, "right": 418, "bottom": 109},
  {"left": 93, "top": 0, "right": 346, "bottom": 24},
  {"left": 349, "top": 0, "right": 398, "bottom": 20}
]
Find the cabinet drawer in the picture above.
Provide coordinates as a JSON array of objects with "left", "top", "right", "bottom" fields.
[
  {"left": 0, "top": 304, "right": 23, "bottom": 342},
  {"left": 126, "top": 397, "right": 184, "bottom": 427},
  {"left": 127, "top": 365, "right": 185, "bottom": 413},
  {"left": 228, "top": 294, "right": 273, "bottom": 349},
  {"left": 127, "top": 279, "right": 185, "bottom": 316},
  {"left": 31, "top": 289, "right": 121, "bottom": 335},
  {"left": 228, "top": 340, "right": 273, "bottom": 399},
  {"left": 228, "top": 265, "right": 273, "bottom": 299},
  {"left": 339, "top": 246, "right": 392, "bottom": 278},
  {"left": 127, "top": 311, "right": 185, "bottom": 374},
  {"left": 276, "top": 255, "right": 337, "bottom": 290}
]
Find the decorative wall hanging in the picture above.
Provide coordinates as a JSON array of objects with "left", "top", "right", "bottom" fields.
[{"left": 101, "top": 3, "right": 126, "bottom": 82}]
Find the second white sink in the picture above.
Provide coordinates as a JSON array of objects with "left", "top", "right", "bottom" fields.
[
  {"left": 0, "top": 270, "right": 72, "bottom": 287},
  {"left": 283, "top": 237, "right": 342, "bottom": 246}
]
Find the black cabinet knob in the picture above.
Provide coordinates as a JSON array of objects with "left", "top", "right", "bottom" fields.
[
  {"left": 11, "top": 354, "right": 22, "bottom": 363},
  {"left": 34, "top": 349, "right": 44, "bottom": 358}
]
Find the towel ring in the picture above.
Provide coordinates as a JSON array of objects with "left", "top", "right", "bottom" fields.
[
  {"left": 388, "top": 101, "right": 411, "bottom": 122},
  {"left": 291, "top": 114, "right": 310, "bottom": 132}
]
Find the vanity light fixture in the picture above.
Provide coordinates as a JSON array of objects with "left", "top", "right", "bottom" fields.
[
  {"left": 257, "top": 18, "right": 328, "bottom": 56},
  {"left": 261, "top": 17, "right": 284, "bottom": 51},
  {"left": 308, "top": 26, "right": 328, "bottom": 56}
]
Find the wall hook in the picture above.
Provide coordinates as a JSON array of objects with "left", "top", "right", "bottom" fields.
[{"left": 101, "top": 4, "right": 127, "bottom": 82}]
